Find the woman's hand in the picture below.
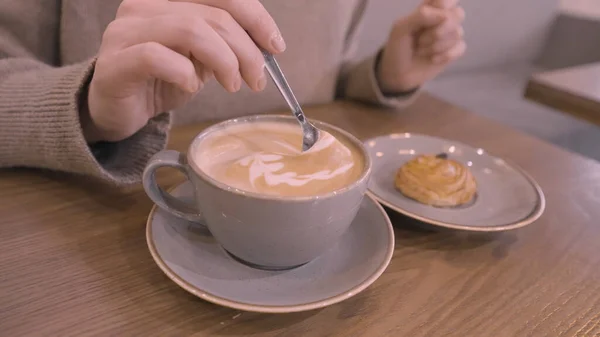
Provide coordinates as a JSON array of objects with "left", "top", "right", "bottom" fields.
[
  {"left": 376, "top": 0, "right": 466, "bottom": 93},
  {"left": 84, "top": 0, "right": 285, "bottom": 143}
]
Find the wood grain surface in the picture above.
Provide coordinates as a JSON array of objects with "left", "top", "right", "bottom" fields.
[
  {"left": 525, "top": 62, "right": 600, "bottom": 126},
  {"left": 1, "top": 93, "right": 600, "bottom": 336}
]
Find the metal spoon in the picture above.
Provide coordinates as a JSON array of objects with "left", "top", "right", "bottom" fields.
[{"left": 261, "top": 49, "right": 320, "bottom": 152}]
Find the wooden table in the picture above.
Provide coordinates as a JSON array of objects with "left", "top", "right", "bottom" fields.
[
  {"left": 2, "top": 94, "right": 600, "bottom": 336},
  {"left": 525, "top": 62, "right": 600, "bottom": 125}
]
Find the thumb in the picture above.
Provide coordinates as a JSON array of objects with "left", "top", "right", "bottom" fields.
[{"left": 407, "top": 6, "right": 446, "bottom": 31}]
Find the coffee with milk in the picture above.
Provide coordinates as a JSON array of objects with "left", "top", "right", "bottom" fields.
[
  {"left": 143, "top": 115, "right": 372, "bottom": 268},
  {"left": 194, "top": 120, "right": 365, "bottom": 197}
]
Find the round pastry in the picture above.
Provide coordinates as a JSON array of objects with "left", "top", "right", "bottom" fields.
[{"left": 394, "top": 154, "right": 477, "bottom": 207}]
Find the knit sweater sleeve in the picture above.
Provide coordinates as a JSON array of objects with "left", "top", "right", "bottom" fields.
[
  {"left": 0, "top": 2, "right": 170, "bottom": 185},
  {"left": 337, "top": 0, "right": 420, "bottom": 108}
]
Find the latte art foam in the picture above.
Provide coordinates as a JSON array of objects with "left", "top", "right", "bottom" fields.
[{"left": 195, "top": 121, "right": 364, "bottom": 197}]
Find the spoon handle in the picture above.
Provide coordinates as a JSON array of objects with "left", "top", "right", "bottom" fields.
[{"left": 261, "top": 49, "right": 307, "bottom": 123}]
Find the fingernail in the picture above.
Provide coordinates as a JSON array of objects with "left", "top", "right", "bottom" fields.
[
  {"left": 271, "top": 32, "right": 286, "bottom": 53},
  {"left": 232, "top": 73, "right": 242, "bottom": 92},
  {"left": 256, "top": 72, "right": 267, "bottom": 91}
]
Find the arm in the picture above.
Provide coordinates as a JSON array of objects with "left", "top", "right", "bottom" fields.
[
  {"left": 0, "top": 1, "right": 170, "bottom": 185},
  {"left": 341, "top": 50, "right": 421, "bottom": 108},
  {"left": 338, "top": 0, "right": 465, "bottom": 108},
  {"left": 336, "top": 0, "right": 420, "bottom": 109}
]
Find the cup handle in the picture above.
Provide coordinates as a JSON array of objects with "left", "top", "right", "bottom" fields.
[{"left": 142, "top": 150, "right": 206, "bottom": 226}]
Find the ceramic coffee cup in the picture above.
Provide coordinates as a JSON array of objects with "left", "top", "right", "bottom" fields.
[{"left": 142, "top": 115, "right": 372, "bottom": 270}]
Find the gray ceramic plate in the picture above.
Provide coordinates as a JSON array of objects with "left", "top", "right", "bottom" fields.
[
  {"left": 364, "top": 133, "right": 545, "bottom": 232},
  {"left": 146, "top": 182, "right": 395, "bottom": 313}
]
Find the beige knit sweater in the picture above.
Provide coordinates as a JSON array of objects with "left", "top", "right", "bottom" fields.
[{"left": 0, "top": 0, "right": 417, "bottom": 185}]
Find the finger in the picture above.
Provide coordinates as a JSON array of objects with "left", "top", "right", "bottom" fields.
[
  {"left": 192, "top": 59, "right": 214, "bottom": 92},
  {"left": 201, "top": 8, "right": 267, "bottom": 91},
  {"left": 103, "top": 16, "right": 242, "bottom": 93},
  {"left": 92, "top": 42, "right": 198, "bottom": 141},
  {"left": 432, "top": 40, "right": 466, "bottom": 64},
  {"left": 114, "top": 42, "right": 197, "bottom": 92},
  {"left": 417, "top": 19, "right": 463, "bottom": 47},
  {"left": 405, "top": 6, "right": 447, "bottom": 32},
  {"left": 452, "top": 6, "right": 466, "bottom": 22},
  {"left": 417, "top": 35, "right": 461, "bottom": 56},
  {"left": 172, "top": 0, "right": 286, "bottom": 54},
  {"left": 116, "top": 0, "right": 169, "bottom": 18},
  {"left": 426, "top": 0, "right": 459, "bottom": 10},
  {"left": 163, "top": 2, "right": 266, "bottom": 90}
]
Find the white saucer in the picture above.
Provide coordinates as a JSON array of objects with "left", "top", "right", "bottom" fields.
[
  {"left": 146, "top": 182, "right": 394, "bottom": 313},
  {"left": 364, "top": 133, "right": 545, "bottom": 232}
]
